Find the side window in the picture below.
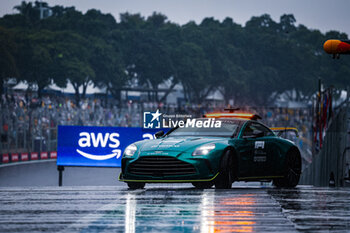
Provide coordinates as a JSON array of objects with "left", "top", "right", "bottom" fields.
[
  {"left": 252, "top": 123, "right": 274, "bottom": 136},
  {"left": 242, "top": 123, "right": 254, "bottom": 137},
  {"left": 242, "top": 122, "right": 274, "bottom": 137}
]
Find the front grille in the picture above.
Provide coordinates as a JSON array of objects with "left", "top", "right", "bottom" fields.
[{"left": 128, "top": 156, "right": 196, "bottom": 176}]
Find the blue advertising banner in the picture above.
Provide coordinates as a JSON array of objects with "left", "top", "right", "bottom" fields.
[{"left": 57, "top": 126, "right": 165, "bottom": 167}]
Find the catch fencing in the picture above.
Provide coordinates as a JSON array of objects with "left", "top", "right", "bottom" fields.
[{"left": 300, "top": 106, "right": 349, "bottom": 186}]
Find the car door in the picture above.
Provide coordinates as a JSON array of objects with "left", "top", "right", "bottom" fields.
[
  {"left": 251, "top": 123, "right": 276, "bottom": 176},
  {"left": 237, "top": 122, "right": 273, "bottom": 177},
  {"left": 236, "top": 122, "right": 257, "bottom": 177}
]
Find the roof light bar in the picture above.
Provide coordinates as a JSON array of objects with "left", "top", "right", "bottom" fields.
[{"left": 204, "top": 112, "right": 261, "bottom": 120}]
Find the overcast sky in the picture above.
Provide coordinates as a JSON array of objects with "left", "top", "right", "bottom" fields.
[{"left": 1, "top": 0, "right": 349, "bottom": 36}]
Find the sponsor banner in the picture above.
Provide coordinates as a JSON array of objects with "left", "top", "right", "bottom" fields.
[
  {"left": 21, "top": 153, "right": 29, "bottom": 161},
  {"left": 2, "top": 154, "right": 9, "bottom": 163},
  {"left": 40, "top": 152, "right": 48, "bottom": 159},
  {"left": 31, "top": 152, "right": 39, "bottom": 160},
  {"left": 0, "top": 152, "right": 58, "bottom": 165},
  {"left": 57, "top": 126, "right": 165, "bottom": 167},
  {"left": 50, "top": 151, "right": 57, "bottom": 159},
  {"left": 11, "top": 153, "right": 19, "bottom": 162}
]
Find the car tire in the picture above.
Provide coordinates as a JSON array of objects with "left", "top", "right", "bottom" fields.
[
  {"left": 192, "top": 181, "right": 214, "bottom": 189},
  {"left": 127, "top": 182, "right": 145, "bottom": 190},
  {"left": 273, "top": 149, "right": 301, "bottom": 188},
  {"left": 215, "top": 150, "right": 234, "bottom": 189},
  {"left": 272, "top": 178, "right": 284, "bottom": 187}
]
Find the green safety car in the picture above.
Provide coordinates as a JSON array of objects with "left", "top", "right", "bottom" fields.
[{"left": 119, "top": 111, "right": 301, "bottom": 189}]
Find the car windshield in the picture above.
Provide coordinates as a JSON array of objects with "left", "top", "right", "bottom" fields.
[{"left": 167, "top": 119, "right": 239, "bottom": 137}]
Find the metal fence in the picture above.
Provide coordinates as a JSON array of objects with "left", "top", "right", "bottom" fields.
[{"left": 300, "top": 106, "right": 349, "bottom": 186}]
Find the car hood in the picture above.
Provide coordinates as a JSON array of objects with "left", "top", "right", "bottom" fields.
[{"left": 138, "top": 136, "right": 224, "bottom": 152}]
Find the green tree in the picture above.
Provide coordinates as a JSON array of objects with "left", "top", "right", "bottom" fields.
[
  {"left": 121, "top": 13, "right": 174, "bottom": 102},
  {"left": 0, "top": 27, "right": 18, "bottom": 95},
  {"left": 89, "top": 37, "right": 127, "bottom": 102},
  {"left": 52, "top": 32, "right": 95, "bottom": 105},
  {"left": 280, "top": 14, "right": 296, "bottom": 34},
  {"left": 2, "top": 2, "right": 350, "bottom": 107},
  {"left": 174, "top": 42, "right": 212, "bottom": 103},
  {"left": 14, "top": 30, "right": 57, "bottom": 97}
]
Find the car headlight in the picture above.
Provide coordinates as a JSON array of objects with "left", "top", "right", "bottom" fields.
[
  {"left": 192, "top": 143, "right": 216, "bottom": 156},
  {"left": 123, "top": 144, "right": 137, "bottom": 157}
]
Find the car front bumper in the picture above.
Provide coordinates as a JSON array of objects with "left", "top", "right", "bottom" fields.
[{"left": 119, "top": 151, "right": 222, "bottom": 183}]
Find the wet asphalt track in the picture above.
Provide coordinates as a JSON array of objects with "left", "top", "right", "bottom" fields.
[{"left": 1, "top": 185, "right": 350, "bottom": 233}]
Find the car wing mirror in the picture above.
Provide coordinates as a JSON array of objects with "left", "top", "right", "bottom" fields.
[{"left": 155, "top": 130, "right": 164, "bottom": 139}]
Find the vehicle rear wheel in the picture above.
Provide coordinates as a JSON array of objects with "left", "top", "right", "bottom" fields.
[
  {"left": 215, "top": 150, "right": 234, "bottom": 189},
  {"left": 274, "top": 149, "right": 301, "bottom": 188},
  {"left": 127, "top": 182, "right": 145, "bottom": 190},
  {"left": 192, "top": 181, "right": 214, "bottom": 189}
]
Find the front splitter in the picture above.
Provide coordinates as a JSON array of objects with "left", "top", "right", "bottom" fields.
[{"left": 118, "top": 172, "right": 219, "bottom": 183}]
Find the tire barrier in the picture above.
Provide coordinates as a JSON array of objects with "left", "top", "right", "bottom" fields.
[{"left": 0, "top": 151, "right": 57, "bottom": 165}]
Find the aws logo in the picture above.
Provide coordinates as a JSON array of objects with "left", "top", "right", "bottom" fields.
[{"left": 77, "top": 132, "right": 121, "bottom": 160}]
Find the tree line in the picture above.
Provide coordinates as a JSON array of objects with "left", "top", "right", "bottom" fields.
[{"left": 1, "top": 1, "right": 350, "bottom": 106}]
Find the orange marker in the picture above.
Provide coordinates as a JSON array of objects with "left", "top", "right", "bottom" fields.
[{"left": 323, "top": 39, "right": 350, "bottom": 58}]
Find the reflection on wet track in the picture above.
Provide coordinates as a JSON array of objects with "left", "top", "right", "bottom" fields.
[{"left": 0, "top": 185, "right": 349, "bottom": 232}]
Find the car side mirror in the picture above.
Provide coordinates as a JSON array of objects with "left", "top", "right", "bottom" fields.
[{"left": 155, "top": 130, "right": 164, "bottom": 139}]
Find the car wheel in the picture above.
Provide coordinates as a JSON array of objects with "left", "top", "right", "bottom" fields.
[
  {"left": 274, "top": 149, "right": 301, "bottom": 188},
  {"left": 127, "top": 182, "right": 145, "bottom": 190},
  {"left": 215, "top": 150, "right": 234, "bottom": 189},
  {"left": 192, "top": 181, "right": 214, "bottom": 189}
]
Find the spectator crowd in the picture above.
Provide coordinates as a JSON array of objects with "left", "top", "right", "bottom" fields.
[{"left": 0, "top": 92, "right": 313, "bottom": 162}]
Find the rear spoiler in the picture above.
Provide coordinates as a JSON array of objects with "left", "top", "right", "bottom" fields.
[{"left": 270, "top": 127, "right": 299, "bottom": 137}]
